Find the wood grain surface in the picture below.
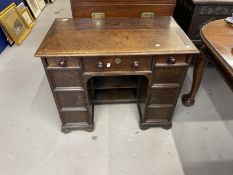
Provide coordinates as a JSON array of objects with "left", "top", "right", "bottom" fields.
[
  {"left": 35, "top": 17, "right": 198, "bottom": 57},
  {"left": 201, "top": 19, "right": 233, "bottom": 78},
  {"left": 182, "top": 19, "right": 233, "bottom": 106}
]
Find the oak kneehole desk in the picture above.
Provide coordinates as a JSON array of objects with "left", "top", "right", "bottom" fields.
[{"left": 35, "top": 17, "right": 198, "bottom": 133}]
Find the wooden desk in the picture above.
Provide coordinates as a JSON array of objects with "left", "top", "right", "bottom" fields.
[
  {"left": 35, "top": 17, "right": 198, "bottom": 133},
  {"left": 182, "top": 19, "right": 233, "bottom": 106}
]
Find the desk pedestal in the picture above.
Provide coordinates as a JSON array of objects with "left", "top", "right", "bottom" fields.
[{"left": 41, "top": 55, "right": 191, "bottom": 133}]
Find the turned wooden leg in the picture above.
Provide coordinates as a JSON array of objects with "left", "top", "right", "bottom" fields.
[{"left": 182, "top": 49, "right": 208, "bottom": 106}]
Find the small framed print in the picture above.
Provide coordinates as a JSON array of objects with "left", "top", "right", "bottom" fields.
[
  {"left": 20, "top": 7, "right": 35, "bottom": 28},
  {"left": 0, "top": 3, "right": 31, "bottom": 45},
  {"left": 36, "top": 0, "right": 46, "bottom": 10},
  {"left": 26, "top": 0, "right": 41, "bottom": 18}
]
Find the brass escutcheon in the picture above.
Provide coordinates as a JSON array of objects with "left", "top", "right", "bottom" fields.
[{"left": 114, "top": 58, "right": 122, "bottom": 64}]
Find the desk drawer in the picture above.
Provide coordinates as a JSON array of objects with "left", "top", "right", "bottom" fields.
[
  {"left": 47, "top": 57, "right": 80, "bottom": 68},
  {"left": 49, "top": 70, "right": 82, "bottom": 87},
  {"left": 83, "top": 56, "right": 152, "bottom": 72},
  {"left": 149, "top": 87, "right": 180, "bottom": 105},
  {"left": 55, "top": 90, "right": 86, "bottom": 108},
  {"left": 72, "top": 3, "right": 174, "bottom": 18},
  {"left": 61, "top": 110, "right": 89, "bottom": 124},
  {"left": 146, "top": 105, "right": 173, "bottom": 122},
  {"left": 152, "top": 67, "right": 187, "bottom": 84},
  {"left": 155, "top": 55, "right": 188, "bottom": 66}
]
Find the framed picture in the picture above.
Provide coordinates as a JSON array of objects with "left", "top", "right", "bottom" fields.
[
  {"left": 26, "top": 0, "right": 41, "bottom": 19},
  {"left": 0, "top": 3, "right": 31, "bottom": 45},
  {"left": 36, "top": 0, "right": 46, "bottom": 10},
  {"left": 17, "top": 2, "right": 26, "bottom": 11},
  {"left": 20, "top": 7, "right": 35, "bottom": 28}
]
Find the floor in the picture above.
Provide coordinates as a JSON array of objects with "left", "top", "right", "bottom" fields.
[{"left": 0, "top": 1, "right": 233, "bottom": 175}]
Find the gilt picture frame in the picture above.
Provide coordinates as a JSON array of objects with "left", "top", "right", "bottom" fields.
[
  {"left": 26, "top": 0, "right": 41, "bottom": 19},
  {"left": 20, "top": 7, "right": 35, "bottom": 28},
  {"left": 0, "top": 3, "right": 31, "bottom": 45},
  {"left": 36, "top": 0, "right": 46, "bottom": 10}
]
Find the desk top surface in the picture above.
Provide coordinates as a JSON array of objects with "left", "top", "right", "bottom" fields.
[
  {"left": 201, "top": 19, "right": 233, "bottom": 75},
  {"left": 35, "top": 17, "right": 198, "bottom": 57}
]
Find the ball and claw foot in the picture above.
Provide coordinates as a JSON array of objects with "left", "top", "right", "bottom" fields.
[
  {"left": 182, "top": 94, "right": 195, "bottom": 107},
  {"left": 61, "top": 128, "right": 72, "bottom": 134}
]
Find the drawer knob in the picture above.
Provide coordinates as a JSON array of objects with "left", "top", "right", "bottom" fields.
[
  {"left": 167, "top": 56, "right": 176, "bottom": 64},
  {"left": 133, "top": 61, "right": 139, "bottom": 68},
  {"left": 59, "top": 59, "right": 67, "bottom": 67},
  {"left": 97, "top": 62, "right": 104, "bottom": 68}
]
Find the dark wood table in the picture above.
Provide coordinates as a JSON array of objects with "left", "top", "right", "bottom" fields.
[
  {"left": 182, "top": 19, "right": 233, "bottom": 106},
  {"left": 174, "top": 0, "right": 233, "bottom": 48}
]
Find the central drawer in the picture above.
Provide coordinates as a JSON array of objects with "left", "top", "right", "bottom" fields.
[{"left": 83, "top": 56, "right": 152, "bottom": 72}]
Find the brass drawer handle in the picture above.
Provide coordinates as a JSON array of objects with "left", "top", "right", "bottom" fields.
[
  {"left": 92, "top": 12, "right": 105, "bottom": 18},
  {"left": 141, "top": 12, "right": 155, "bottom": 18},
  {"left": 59, "top": 59, "right": 67, "bottom": 67},
  {"left": 167, "top": 56, "right": 176, "bottom": 64}
]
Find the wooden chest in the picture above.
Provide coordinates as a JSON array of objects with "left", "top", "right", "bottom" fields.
[
  {"left": 35, "top": 17, "right": 198, "bottom": 133},
  {"left": 70, "top": 0, "right": 176, "bottom": 18}
]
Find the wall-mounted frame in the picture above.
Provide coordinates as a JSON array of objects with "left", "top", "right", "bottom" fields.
[
  {"left": 36, "top": 0, "right": 46, "bottom": 10},
  {"left": 20, "top": 7, "right": 35, "bottom": 28},
  {"left": 0, "top": 3, "right": 31, "bottom": 45},
  {"left": 26, "top": 0, "right": 41, "bottom": 19}
]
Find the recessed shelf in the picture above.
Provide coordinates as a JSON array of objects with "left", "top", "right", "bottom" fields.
[
  {"left": 93, "top": 76, "right": 138, "bottom": 90},
  {"left": 94, "top": 88, "right": 137, "bottom": 104}
]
